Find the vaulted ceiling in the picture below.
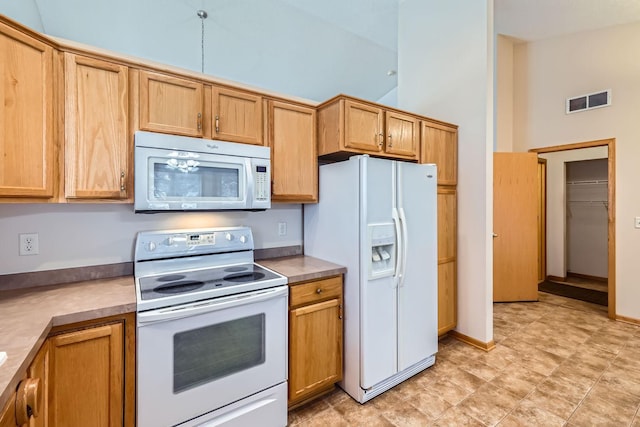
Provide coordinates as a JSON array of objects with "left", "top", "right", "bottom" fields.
[{"left": 2, "top": 1, "right": 640, "bottom": 103}]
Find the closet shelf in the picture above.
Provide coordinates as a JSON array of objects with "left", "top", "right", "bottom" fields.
[{"left": 566, "top": 179, "right": 608, "bottom": 186}]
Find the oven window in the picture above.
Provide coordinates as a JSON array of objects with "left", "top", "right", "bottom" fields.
[
  {"left": 173, "top": 314, "right": 265, "bottom": 393},
  {"left": 152, "top": 161, "right": 240, "bottom": 200}
]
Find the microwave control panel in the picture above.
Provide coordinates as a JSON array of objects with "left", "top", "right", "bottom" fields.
[{"left": 255, "top": 165, "right": 269, "bottom": 201}]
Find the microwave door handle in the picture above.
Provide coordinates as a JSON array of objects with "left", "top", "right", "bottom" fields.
[
  {"left": 137, "top": 286, "right": 288, "bottom": 325},
  {"left": 245, "top": 159, "right": 254, "bottom": 206}
]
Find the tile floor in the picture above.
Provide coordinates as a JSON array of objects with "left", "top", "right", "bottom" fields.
[{"left": 288, "top": 292, "right": 640, "bottom": 426}]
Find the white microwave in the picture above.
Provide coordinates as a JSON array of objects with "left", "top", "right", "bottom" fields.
[{"left": 134, "top": 131, "right": 271, "bottom": 212}]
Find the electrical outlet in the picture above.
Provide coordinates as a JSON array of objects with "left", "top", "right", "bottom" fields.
[
  {"left": 278, "top": 222, "right": 287, "bottom": 237},
  {"left": 19, "top": 233, "right": 39, "bottom": 256}
]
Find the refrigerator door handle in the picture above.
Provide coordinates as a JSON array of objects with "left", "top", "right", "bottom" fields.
[
  {"left": 392, "top": 208, "right": 403, "bottom": 286},
  {"left": 398, "top": 207, "right": 409, "bottom": 288}
]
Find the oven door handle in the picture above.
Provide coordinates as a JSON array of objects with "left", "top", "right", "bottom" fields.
[{"left": 137, "top": 286, "right": 288, "bottom": 325}]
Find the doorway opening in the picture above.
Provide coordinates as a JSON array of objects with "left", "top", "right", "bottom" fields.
[{"left": 530, "top": 139, "right": 615, "bottom": 319}]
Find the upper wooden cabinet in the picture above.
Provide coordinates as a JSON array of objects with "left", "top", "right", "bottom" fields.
[
  {"left": 64, "top": 53, "right": 130, "bottom": 200},
  {"left": 267, "top": 100, "right": 317, "bottom": 203},
  {"left": 385, "top": 111, "right": 419, "bottom": 158},
  {"left": 138, "top": 70, "right": 204, "bottom": 137},
  {"left": 343, "top": 100, "right": 384, "bottom": 152},
  {"left": 211, "top": 87, "right": 263, "bottom": 145},
  {"left": 420, "top": 120, "right": 458, "bottom": 185},
  {"left": 0, "top": 22, "right": 55, "bottom": 199},
  {"left": 318, "top": 96, "right": 419, "bottom": 161}
]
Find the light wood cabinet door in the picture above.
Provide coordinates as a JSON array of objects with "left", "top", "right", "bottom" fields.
[
  {"left": 438, "top": 261, "right": 457, "bottom": 336},
  {"left": 384, "top": 111, "right": 419, "bottom": 159},
  {"left": 49, "top": 322, "right": 124, "bottom": 427},
  {"left": 64, "top": 54, "right": 129, "bottom": 200},
  {"left": 139, "top": 70, "right": 203, "bottom": 137},
  {"left": 0, "top": 393, "right": 17, "bottom": 427},
  {"left": 211, "top": 87, "right": 263, "bottom": 145},
  {"left": 267, "top": 100, "right": 317, "bottom": 203},
  {"left": 437, "top": 188, "right": 457, "bottom": 335},
  {"left": 421, "top": 121, "right": 458, "bottom": 185},
  {"left": 344, "top": 100, "right": 383, "bottom": 152},
  {"left": 27, "top": 341, "right": 49, "bottom": 427},
  {"left": 289, "top": 297, "right": 342, "bottom": 405},
  {"left": 288, "top": 276, "right": 343, "bottom": 406},
  {"left": 0, "top": 24, "right": 54, "bottom": 198}
]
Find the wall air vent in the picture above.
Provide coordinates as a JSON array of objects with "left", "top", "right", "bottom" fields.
[{"left": 566, "top": 89, "right": 611, "bottom": 114}]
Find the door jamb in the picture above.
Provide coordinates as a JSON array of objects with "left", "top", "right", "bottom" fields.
[{"left": 529, "top": 139, "right": 615, "bottom": 319}]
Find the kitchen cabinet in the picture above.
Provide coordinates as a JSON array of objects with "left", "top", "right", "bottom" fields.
[
  {"left": 317, "top": 96, "right": 419, "bottom": 161},
  {"left": 64, "top": 53, "right": 130, "bottom": 200},
  {"left": 211, "top": 86, "right": 263, "bottom": 145},
  {"left": 47, "top": 313, "right": 135, "bottom": 427},
  {"left": 422, "top": 118, "right": 458, "bottom": 336},
  {"left": 138, "top": 70, "right": 204, "bottom": 137},
  {"left": 266, "top": 100, "right": 317, "bottom": 203},
  {"left": 0, "top": 393, "right": 17, "bottom": 427},
  {"left": 421, "top": 120, "right": 458, "bottom": 186},
  {"left": 0, "top": 342, "right": 49, "bottom": 427},
  {"left": 437, "top": 188, "right": 457, "bottom": 335},
  {"left": 0, "top": 21, "right": 55, "bottom": 199},
  {"left": 288, "top": 276, "right": 343, "bottom": 407}
]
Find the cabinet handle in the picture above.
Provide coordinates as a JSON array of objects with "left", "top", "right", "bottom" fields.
[
  {"left": 339, "top": 304, "right": 343, "bottom": 319},
  {"left": 16, "top": 378, "right": 41, "bottom": 425},
  {"left": 378, "top": 133, "right": 384, "bottom": 147},
  {"left": 120, "top": 171, "right": 126, "bottom": 192},
  {"left": 388, "top": 133, "right": 393, "bottom": 148},
  {"left": 215, "top": 115, "right": 220, "bottom": 133},
  {"left": 316, "top": 288, "right": 322, "bottom": 294},
  {"left": 197, "top": 113, "right": 202, "bottom": 131}
]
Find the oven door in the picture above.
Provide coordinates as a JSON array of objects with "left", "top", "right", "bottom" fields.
[
  {"left": 137, "top": 286, "right": 288, "bottom": 427},
  {"left": 135, "top": 146, "right": 258, "bottom": 211}
]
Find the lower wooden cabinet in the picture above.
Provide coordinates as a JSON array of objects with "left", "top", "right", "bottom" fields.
[
  {"left": 0, "top": 342, "right": 49, "bottom": 427},
  {"left": 49, "top": 322, "right": 124, "bottom": 426},
  {"left": 2, "top": 313, "right": 135, "bottom": 427},
  {"left": 288, "top": 276, "right": 343, "bottom": 407}
]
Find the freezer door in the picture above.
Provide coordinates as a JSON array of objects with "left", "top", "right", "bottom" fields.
[
  {"left": 360, "top": 156, "right": 398, "bottom": 389},
  {"left": 396, "top": 162, "right": 438, "bottom": 371}
]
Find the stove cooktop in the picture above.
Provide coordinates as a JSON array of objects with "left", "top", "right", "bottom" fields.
[{"left": 138, "top": 263, "right": 282, "bottom": 302}]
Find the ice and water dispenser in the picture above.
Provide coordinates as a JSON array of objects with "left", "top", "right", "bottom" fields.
[{"left": 368, "top": 223, "right": 396, "bottom": 278}]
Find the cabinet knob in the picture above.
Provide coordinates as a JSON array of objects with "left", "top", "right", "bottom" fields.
[
  {"left": 16, "top": 378, "right": 41, "bottom": 424},
  {"left": 316, "top": 288, "right": 322, "bottom": 294}
]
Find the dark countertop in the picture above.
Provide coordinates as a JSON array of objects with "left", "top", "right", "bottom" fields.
[
  {"left": 259, "top": 255, "right": 346, "bottom": 284},
  {"left": 0, "top": 276, "right": 136, "bottom": 411}
]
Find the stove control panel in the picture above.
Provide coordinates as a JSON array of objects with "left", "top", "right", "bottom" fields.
[{"left": 134, "top": 227, "right": 254, "bottom": 261}]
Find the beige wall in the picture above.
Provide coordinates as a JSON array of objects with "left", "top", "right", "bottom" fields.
[
  {"left": 512, "top": 22, "right": 640, "bottom": 320},
  {"left": 399, "top": 0, "right": 494, "bottom": 343},
  {"left": 496, "top": 35, "right": 515, "bottom": 152}
]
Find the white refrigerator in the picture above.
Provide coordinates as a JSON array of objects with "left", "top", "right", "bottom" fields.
[{"left": 304, "top": 155, "right": 438, "bottom": 403}]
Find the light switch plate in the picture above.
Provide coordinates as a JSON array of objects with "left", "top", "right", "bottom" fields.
[{"left": 635, "top": 217, "right": 640, "bottom": 229}]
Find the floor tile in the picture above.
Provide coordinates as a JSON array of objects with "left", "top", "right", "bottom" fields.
[
  {"left": 455, "top": 383, "right": 521, "bottom": 426},
  {"left": 292, "top": 292, "right": 640, "bottom": 427},
  {"left": 497, "top": 399, "right": 565, "bottom": 426}
]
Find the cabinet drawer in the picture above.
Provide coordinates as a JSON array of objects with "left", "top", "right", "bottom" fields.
[{"left": 290, "top": 276, "right": 342, "bottom": 307}]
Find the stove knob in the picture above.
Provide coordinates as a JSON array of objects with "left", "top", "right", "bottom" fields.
[
  {"left": 225, "top": 233, "right": 234, "bottom": 241},
  {"left": 147, "top": 242, "right": 157, "bottom": 252},
  {"left": 167, "top": 236, "right": 175, "bottom": 246},
  {"left": 239, "top": 235, "right": 247, "bottom": 244}
]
